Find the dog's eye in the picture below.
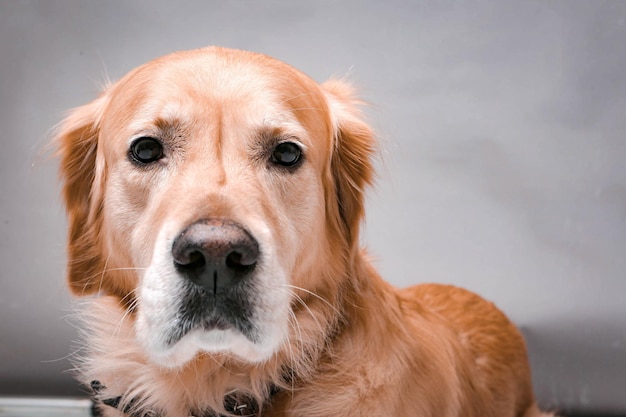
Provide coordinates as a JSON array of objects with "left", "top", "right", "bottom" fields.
[
  {"left": 271, "top": 142, "right": 302, "bottom": 167},
  {"left": 129, "top": 137, "right": 164, "bottom": 164}
]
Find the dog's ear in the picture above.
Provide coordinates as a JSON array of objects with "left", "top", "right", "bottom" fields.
[
  {"left": 55, "top": 95, "right": 109, "bottom": 296},
  {"left": 322, "top": 80, "right": 376, "bottom": 247}
]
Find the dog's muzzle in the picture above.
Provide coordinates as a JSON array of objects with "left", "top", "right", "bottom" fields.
[{"left": 166, "top": 218, "right": 261, "bottom": 344}]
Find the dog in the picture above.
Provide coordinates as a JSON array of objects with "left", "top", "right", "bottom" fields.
[{"left": 55, "top": 46, "right": 555, "bottom": 417}]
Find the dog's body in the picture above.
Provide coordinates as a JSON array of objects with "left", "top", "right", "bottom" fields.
[{"left": 56, "top": 47, "right": 553, "bottom": 417}]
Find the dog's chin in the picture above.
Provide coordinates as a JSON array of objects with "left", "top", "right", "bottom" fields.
[{"left": 141, "top": 327, "right": 281, "bottom": 369}]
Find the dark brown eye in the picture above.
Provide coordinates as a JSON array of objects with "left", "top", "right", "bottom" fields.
[
  {"left": 129, "top": 137, "right": 163, "bottom": 164},
  {"left": 271, "top": 142, "right": 302, "bottom": 167}
]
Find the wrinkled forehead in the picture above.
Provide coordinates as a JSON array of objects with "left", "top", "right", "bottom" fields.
[{"left": 103, "top": 49, "right": 332, "bottom": 143}]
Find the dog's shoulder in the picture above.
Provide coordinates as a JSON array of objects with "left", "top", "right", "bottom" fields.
[{"left": 398, "top": 283, "right": 536, "bottom": 415}]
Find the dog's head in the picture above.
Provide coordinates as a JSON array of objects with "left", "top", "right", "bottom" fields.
[{"left": 56, "top": 47, "right": 374, "bottom": 368}]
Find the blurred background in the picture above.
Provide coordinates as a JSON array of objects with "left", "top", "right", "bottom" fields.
[{"left": 1, "top": 1, "right": 625, "bottom": 416}]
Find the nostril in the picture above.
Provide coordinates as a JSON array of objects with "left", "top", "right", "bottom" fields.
[
  {"left": 175, "top": 250, "right": 206, "bottom": 272},
  {"left": 226, "top": 251, "right": 257, "bottom": 273},
  {"left": 226, "top": 251, "right": 242, "bottom": 269}
]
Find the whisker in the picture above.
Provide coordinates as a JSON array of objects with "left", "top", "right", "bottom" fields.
[
  {"left": 284, "top": 310, "right": 301, "bottom": 396},
  {"left": 97, "top": 255, "right": 110, "bottom": 294},
  {"left": 110, "top": 294, "right": 138, "bottom": 344},
  {"left": 278, "top": 286, "right": 327, "bottom": 339},
  {"left": 81, "top": 266, "right": 148, "bottom": 283},
  {"left": 74, "top": 265, "right": 148, "bottom": 296},
  {"left": 101, "top": 267, "right": 148, "bottom": 272},
  {"left": 281, "top": 284, "right": 341, "bottom": 316}
]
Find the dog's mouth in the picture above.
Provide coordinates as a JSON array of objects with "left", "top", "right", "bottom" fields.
[
  {"left": 164, "top": 282, "right": 260, "bottom": 347},
  {"left": 203, "top": 317, "right": 233, "bottom": 331}
]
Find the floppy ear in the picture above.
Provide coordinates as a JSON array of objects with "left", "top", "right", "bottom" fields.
[
  {"left": 55, "top": 95, "right": 108, "bottom": 296},
  {"left": 322, "top": 80, "right": 376, "bottom": 247}
]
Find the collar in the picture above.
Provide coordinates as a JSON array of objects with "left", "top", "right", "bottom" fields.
[{"left": 90, "top": 380, "right": 266, "bottom": 417}]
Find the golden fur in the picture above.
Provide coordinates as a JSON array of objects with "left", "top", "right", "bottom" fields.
[{"left": 56, "top": 47, "right": 555, "bottom": 417}]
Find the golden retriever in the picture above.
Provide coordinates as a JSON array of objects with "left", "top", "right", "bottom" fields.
[{"left": 56, "top": 46, "right": 555, "bottom": 417}]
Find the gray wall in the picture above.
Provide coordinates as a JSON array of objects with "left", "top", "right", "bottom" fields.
[{"left": 1, "top": 1, "right": 625, "bottom": 414}]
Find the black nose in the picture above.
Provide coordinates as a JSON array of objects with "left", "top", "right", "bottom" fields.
[{"left": 171, "top": 219, "right": 259, "bottom": 294}]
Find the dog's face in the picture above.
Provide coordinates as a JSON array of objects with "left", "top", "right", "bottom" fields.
[{"left": 57, "top": 47, "right": 374, "bottom": 368}]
